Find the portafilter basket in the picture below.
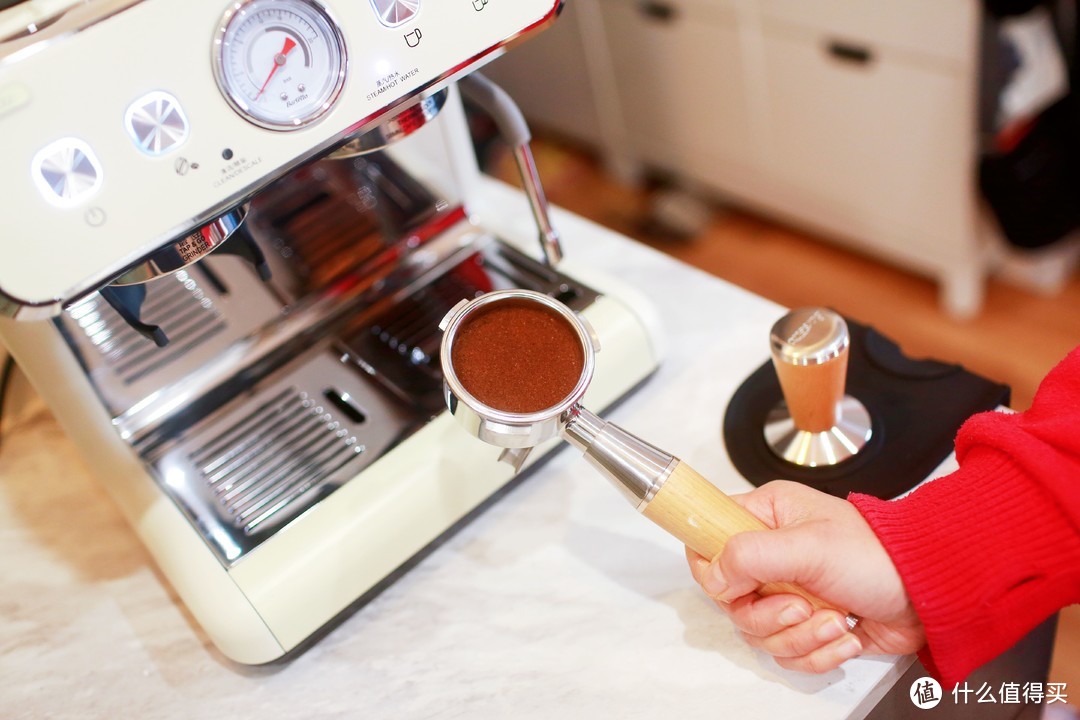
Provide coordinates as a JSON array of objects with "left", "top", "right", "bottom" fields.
[{"left": 439, "top": 289, "right": 858, "bottom": 626}]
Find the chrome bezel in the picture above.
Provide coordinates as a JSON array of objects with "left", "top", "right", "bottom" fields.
[
  {"left": 440, "top": 289, "right": 596, "bottom": 449},
  {"left": 211, "top": 0, "right": 348, "bottom": 131}
]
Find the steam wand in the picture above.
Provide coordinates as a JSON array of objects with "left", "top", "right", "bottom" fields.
[{"left": 459, "top": 73, "right": 564, "bottom": 268}]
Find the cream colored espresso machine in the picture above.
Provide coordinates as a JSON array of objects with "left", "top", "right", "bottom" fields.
[{"left": 0, "top": 0, "right": 658, "bottom": 663}]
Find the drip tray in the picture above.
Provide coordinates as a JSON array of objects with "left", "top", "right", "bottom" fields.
[
  {"left": 137, "top": 239, "right": 601, "bottom": 567},
  {"left": 142, "top": 352, "right": 415, "bottom": 564}
]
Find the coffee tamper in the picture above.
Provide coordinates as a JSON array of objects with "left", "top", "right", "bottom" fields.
[{"left": 765, "top": 308, "right": 873, "bottom": 467}]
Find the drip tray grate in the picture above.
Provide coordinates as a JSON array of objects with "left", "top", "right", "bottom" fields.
[
  {"left": 191, "top": 386, "right": 365, "bottom": 535},
  {"left": 142, "top": 352, "right": 412, "bottom": 564}
]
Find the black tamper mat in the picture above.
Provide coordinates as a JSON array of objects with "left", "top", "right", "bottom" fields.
[{"left": 723, "top": 317, "right": 1010, "bottom": 499}]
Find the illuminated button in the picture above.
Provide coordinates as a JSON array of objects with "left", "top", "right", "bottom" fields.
[
  {"left": 125, "top": 91, "right": 189, "bottom": 156},
  {"left": 369, "top": 0, "right": 420, "bottom": 27},
  {"left": 31, "top": 138, "right": 103, "bottom": 207}
]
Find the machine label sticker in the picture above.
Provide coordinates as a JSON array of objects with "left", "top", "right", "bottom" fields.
[
  {"left": 365, "top": 68, "right": 420, "bottom": 102},
  {"left": 177, "top": 232, "right": 214, "bottom": 264}
]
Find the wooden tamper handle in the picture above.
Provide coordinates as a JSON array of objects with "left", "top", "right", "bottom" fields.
[
  {"left": 769, "top": 308, "right": 850, "bottom": 432},
  {"left": 764, "top": 308, "right": 872, "bottom": 467}
]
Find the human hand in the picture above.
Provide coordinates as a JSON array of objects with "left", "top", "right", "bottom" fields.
[{"left": 686, "top": 480, "right": 925, "bottom": 673}]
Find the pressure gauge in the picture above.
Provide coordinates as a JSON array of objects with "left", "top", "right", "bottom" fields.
[{"left": 212, "top": 0, "right": 347, "bottom": 130}]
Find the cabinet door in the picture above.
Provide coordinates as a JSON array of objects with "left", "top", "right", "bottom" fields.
[
  {"left": 598, "top": 0, "right": 756, "bottom": 186},
  {"left": 760, "top": 24, "right": 976, "bottom": 266},
  {"left": 482, "top": 0, "right": 604, "bottom": 146}
]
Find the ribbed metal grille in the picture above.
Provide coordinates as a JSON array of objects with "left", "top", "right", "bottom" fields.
[
  {"left": 189, "top": 386, "right": 365, "bottom": 535},
  {"left": 67, "top": 270, "right": 225, "bottom": 385},
  {"left": 367, "top": 265, "right": 484, "bottom": 370}
]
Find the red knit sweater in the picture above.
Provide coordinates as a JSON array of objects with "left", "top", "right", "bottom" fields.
[{"left": 849, "top": 345, "right": 1080, "bottom": 688}]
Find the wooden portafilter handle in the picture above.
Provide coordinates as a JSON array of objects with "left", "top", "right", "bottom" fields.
[
  {"left": 643, "top": 461, "right": 847, "bottom": 614},
  {"left": 561, "top": 407, "right": 851, "bottom": 617}
]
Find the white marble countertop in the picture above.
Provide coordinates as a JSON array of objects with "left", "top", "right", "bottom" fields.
[{"left": 0, "top": 179, "right": 911, "bottom": 719}]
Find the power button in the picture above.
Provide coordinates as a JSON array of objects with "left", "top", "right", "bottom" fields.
[{"left": 31, "top": 137, "right": 103, "bottom": 207}]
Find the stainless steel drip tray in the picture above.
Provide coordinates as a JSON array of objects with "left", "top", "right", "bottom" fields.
[
  {"left": 133, "top": 238, "right": 601, "bottom": 567},
  {"left": 142, "top": 350, "right": 415, "bottom": 565}
]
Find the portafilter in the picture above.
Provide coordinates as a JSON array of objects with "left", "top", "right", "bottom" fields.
[{"left": 439, "top": 289, "right": 857, "bottom": 623}]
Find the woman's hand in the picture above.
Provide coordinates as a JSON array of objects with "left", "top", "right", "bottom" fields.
[{"left": 686, "top": 480, "right": 926, "bottom": 673}]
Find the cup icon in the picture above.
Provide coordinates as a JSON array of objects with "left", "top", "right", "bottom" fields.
[
  {"left": 404, "top": 28, "right": 422, "bottom": 47},
  {"left": 473, "top": 0, "right": 488, "bottom": 10}
]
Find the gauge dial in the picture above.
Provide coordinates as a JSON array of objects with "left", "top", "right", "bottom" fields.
[{"left": 213, "top": 0, "right": 347, "bottom": 130}]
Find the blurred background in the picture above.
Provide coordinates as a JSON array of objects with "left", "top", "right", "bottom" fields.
[{"left": 475, "top": 0, "right": 1080, "bottom": 694}]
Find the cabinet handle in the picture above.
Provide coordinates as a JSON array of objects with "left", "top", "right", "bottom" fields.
[
  {"left": 639, "top": 1, "right": 678, "bottom": 22},
  {"left": 826, "top": 40, "right": 874, "bottom": 65}
]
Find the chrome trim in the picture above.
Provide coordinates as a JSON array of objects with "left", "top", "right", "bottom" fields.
[
  {"left": 770, "top": 308, "right": 849, "bottom": 367},
  {"left": 763, "top": 395, "right": 873, "bottom": 467},
  {"left": 561, "top": 406, "right": 677, "bottom": 509},
  {"left": 114, "top": 218, "right": 487, "bottom": 441},
  {"left": 0, "top": 288, "right": 63, "bottom": 320},
  {"left": 111, "top": 206, "right": 248, "bottom": 286},
  {"left": 458, "top": 73, "right": 563, "bottom": 267},
  {"left": 141, "top": 353, "right": 409, "bottom": 565},
  {"left": 330, "top": 89, "right": 449, "bottom": 159},
  {"left": 439, "top": 289, "right": 596, "bottom": 449},
  {"left": 60, "top": 260, "right": 281, "bottom": 416},
  {"left": 514, "top": 143, "right": 563, "bottom": 267},
  {"left": 210, "top": 0, "right": 348, "bottom": 132},
  {"left": 0, "top": 0, "right": 142, "bottom": 66},
  {"left": 439, "top": 288, "right": 679, "bottom": 509}
]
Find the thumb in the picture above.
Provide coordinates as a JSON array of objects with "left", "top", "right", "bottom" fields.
[{"left": 704, "top": 525, "right": 826, "bottom": 603}]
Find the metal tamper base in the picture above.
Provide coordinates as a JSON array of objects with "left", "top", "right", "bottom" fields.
[{"left": 765, "top": 308, "right": 872, "bottom": 468}]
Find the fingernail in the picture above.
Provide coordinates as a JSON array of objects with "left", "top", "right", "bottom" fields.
[
  {"left": 702, "top": 563, "right": 728, "bottom": 598},
  {"left": 836, "top": 634, "right": 863, "bottom": 662},
  {"left": 778, "top": 604, "right": 811, "bottom": 627},
  {"left": 815, "top": 616, "right": 846, "bottom": 643}
]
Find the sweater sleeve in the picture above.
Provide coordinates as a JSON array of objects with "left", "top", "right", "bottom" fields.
[{"left": 849, "top": 345, "right": 1080, "bottom": 688}]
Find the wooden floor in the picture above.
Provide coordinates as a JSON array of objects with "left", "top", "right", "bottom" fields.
[{"left": 491, "top": 137, "right": 1080, "bottom": 689}]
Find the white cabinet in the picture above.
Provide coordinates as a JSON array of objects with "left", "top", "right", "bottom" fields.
[
  {"left": 757, "top": 18, "right": 977, "bottom": 265},
  {"left": 486, "top": 0, "right": 988, "bottom": 317},
  {"left": 600, "top": 0, "right": 757, "bottom": 189}
]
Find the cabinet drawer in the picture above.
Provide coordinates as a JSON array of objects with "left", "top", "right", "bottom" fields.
[
  {"left": 760, "top": 0, "right": 977, "bottom": 67},
  {"left": 598, "top": 0, "right": 755, "bottom": 179},
  {"left": 760, "top": 27, "right": 975, "bottom": 261}
]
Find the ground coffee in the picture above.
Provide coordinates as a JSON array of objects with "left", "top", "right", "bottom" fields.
[{"left": 451, "top": 299, "right": 585, "bottom": 414}]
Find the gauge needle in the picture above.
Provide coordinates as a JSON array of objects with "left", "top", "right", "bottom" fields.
[{"left": 255, "top": 37, "right": 297, "bottom": 99}]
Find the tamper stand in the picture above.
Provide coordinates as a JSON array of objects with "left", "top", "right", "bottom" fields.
[
  {"left": 725, "top": 306, "right": 1009, "bottom": 498},
  {"left": 765, "top": 308, "right": 872, "bottom": 467}
]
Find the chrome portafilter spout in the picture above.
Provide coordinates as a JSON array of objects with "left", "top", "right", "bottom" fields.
[{"left": 440, "top": 289, "right": 859, "bottom": 629}]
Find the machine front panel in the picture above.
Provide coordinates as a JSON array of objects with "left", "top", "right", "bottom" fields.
[{"left": 0, "top": 0, "right": 561, "bottom": 313}]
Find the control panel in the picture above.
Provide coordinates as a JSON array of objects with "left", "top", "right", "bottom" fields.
[{"left": 0, "top": 0, "right": 561, "bottom": 316}]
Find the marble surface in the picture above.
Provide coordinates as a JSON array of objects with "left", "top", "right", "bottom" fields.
[{"left": 0, "top": 181, "right": 912, "bottom": 719}]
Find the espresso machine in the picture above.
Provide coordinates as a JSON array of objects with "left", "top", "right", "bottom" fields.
[{"left": 0, "top": 0, "right": 660, "bottom": 663}]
